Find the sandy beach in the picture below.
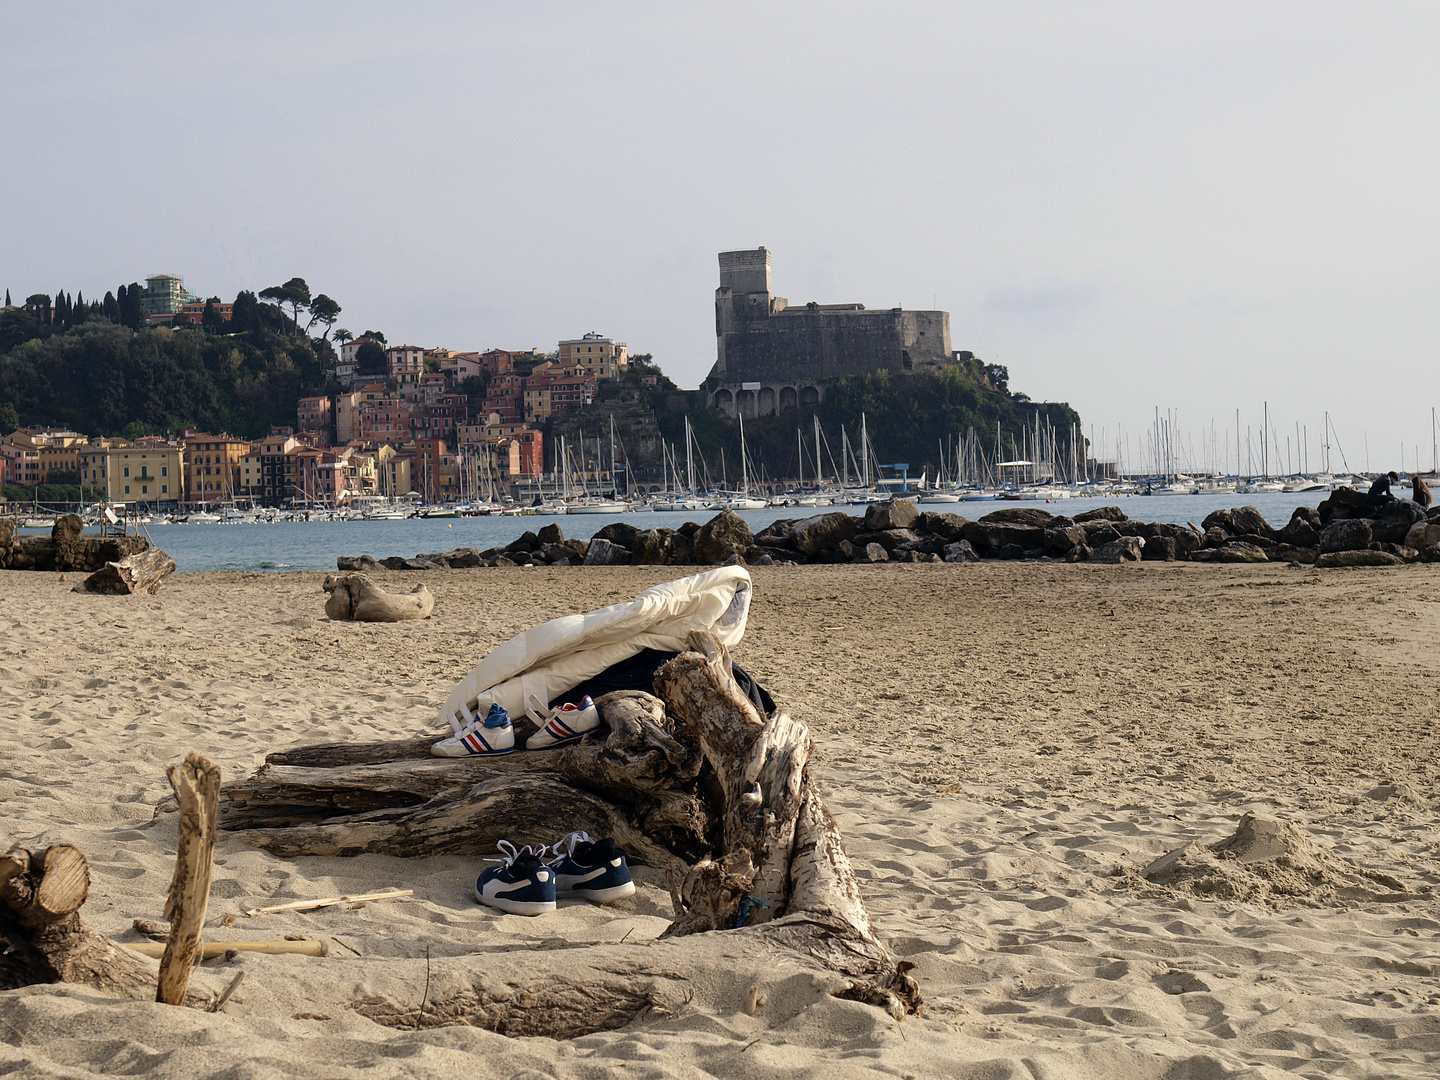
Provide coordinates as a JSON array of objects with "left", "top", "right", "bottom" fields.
[{"left": 3, "top": 560, "right": 1440, "bottom": 1078}]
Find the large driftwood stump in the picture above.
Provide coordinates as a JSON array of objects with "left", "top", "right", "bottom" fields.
[
  {"left": 218, "top": 631, "right": 921, "bottom": 1034},
  {"left": 0, "top": 843, "right": 206, "bottom": 1006},
  {"left": 76, "top": 547, "right": 176, "bottom": 595},
  {"left": 323, "top": 573, "right": 434, "bottom": 622}
]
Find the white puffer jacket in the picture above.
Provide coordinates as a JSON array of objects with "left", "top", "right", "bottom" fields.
[{"left": 438, "top": 565, "right": 752, "bottom": 732}]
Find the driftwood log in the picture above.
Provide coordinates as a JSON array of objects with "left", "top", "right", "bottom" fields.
[
  {"left": 76, "top": 547, "right": 177, "bottom": 595},
  {"left": 323, "top": 573, "right": 434, "bottom": 622},
  {"left": 218, "top": 630, "right": 921, "bottom": 1034},
  {"left": 0, "top": 843, "right": 208, "bottom": 1007}
]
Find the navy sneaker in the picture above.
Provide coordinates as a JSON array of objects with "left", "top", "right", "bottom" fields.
[
  {"left": 475, "top": 840, "right": 556, "bottom": 915},
  {"left": 548, "top": 831, "right": 636, "bottom": 904}
]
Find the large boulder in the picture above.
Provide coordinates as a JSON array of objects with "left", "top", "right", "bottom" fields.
[
  {"left": 1317, "top": 486, "right": 1374, "bottom": 524},
  {"left": 1173, "top": 529, "right": 1202, "bottom": 559},
  {"left": 1404, "top": 520, "right": 1440, "bottom": 551},
  {"left": 1042, "top": 525, "right": 1087, "bottom": 554},
  {"left": 942, "top": 540, "right": 980, "bottom": 563},
  {"left": 536, "top": 522, "right": 565, "bottom": 546},
  {"left": 693, "top": 510, "right": 754, "bottom": 564},
  {"left": 628, "top": 529, "right": 672, "bottom": 565},
  {"left": 963, "top": 519, "right": 1044, "bottom": 552},
  {"left": 582, "top": 538, "right": 631, "bottom": 566},
  {"left": 1229, "top": 506, "right": 1277, "bottom": 540},
  {"left": 791, "top": 512, "right": 857, "bottom": 555},
  {"left": 1370, "top": 500, "right": 1426, "bottom": 544},
  {"left": 1082, "top": 521, "right": 1122, "bottom": 547},
  {"left": 1276, "top": 512, "right": 1321, "bottom": 548},
  {"left": 504, "top": 531, "right": 540, "bottom": 554},
  {"left": 863, "top": 499, "right": 919, "bottom": 531},
  {"left": 1317, "top": 518, "right": 1374, "bottom": 554},
  {"left": 753, "top": 519, "right": 800, "bottom": 549},
  {"left": 425, "top": 547, "right": 482, "bottom": 568},
  {"left": 1089, "top": 537, "right": 1145, "bottom": 563},
  {"left": 917, "top": 511, "right": 968, "bottom": 540},
  {"left": 861, "top": 542, "right": 889, "bottom": 563},
  {"left": 592, "top": 522, "right": 639, "bottom": 549},
  {"left": 1217, "top": 542, "right": 1270, "bottom": 563},
  {"left": 1316, "top": 549, "right": 1405, "bottom": 568},
  {"left": 1073, "top": 506, "right": 1127, "bottom": 523},
  {"left": 1201, "top": 506, "right": 1276, "bottom": 540},
  {"left": 979, "top": 507, "right": 1054, "bottom": 528},
  {"left": 1141, "top": 536, "right": 1177, "bottom": 561}
]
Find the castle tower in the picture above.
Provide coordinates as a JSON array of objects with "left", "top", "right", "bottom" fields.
[{"left": 714, "top": 248, "right": 773, "bottom": 378}]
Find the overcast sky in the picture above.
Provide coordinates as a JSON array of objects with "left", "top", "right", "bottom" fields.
[{"left": 3, "top": 2, "right": 1437, "bottom": 474}]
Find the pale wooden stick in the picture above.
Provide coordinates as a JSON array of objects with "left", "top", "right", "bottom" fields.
[
  {"left": 243, "top": 888, "right": 412, "bottom": 916},
  {"left": 126, "top": 939, "right": 327, "bottom": 959},
  {"left": 157, "top": 752, "right": 221, "bottom": 1006}
]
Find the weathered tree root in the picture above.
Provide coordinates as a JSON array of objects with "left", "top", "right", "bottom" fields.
[
  {"left": 323, "top": 573, "right": 433, "bottom": 621},
  {"left": 218, "top": 630, "right": 922, "bottom": 1032}
]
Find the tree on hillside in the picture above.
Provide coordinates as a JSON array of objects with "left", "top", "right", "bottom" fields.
[
  {"left": 360, "top": 329, "right": 387, "bottom": 345},
  {"left": 332, "top": 328, "right": 353, "bottom": 349},
  {"left": 259, "top": 277, "right": 311, "bottom": 334},
  {"left": 355, "top": 339, "right": 387, "bottom": 377},
  {"left": 118, "top": 283, "right": 145, "bottom": 329},
  {"left": 304, "top": 294, "right": 341, "bottom": 338},
  {"left": 4, "top": 290, "right": 10, "bottom": 307},
  {"left": 201, "top": 298, "right": 225, "bottom": 333}
]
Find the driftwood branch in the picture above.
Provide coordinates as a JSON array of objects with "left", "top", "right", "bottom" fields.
[{"left": 158, "top": 752, "right": 221, "bottom": 1005}]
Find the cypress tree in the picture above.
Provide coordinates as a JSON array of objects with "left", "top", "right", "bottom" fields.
[
  {"left": 4, "top": 289, "right": 10, "bottom": 306},
  {"left": 103, "top": 290, "right": 118, "bottom": 321}
]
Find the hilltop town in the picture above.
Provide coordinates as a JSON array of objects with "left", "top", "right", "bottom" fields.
[{"left": 0, "top": 252, "right": 1082, "bottom": 513}]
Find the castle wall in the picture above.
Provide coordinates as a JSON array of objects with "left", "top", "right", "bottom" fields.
[{"left": 708, "top": 247, "right": 954, "bottom": 416}]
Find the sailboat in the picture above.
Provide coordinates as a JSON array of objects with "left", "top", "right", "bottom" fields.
[
  {"left": 715, "top": 413, "right": 767, "bottom": 509},
  {"left": 566, "top": 421, "right": 630, "bottom": 513}
]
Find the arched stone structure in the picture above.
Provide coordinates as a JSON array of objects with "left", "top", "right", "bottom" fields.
[{"left": 779, "top": 386, "right": 797, "bottom": 412}]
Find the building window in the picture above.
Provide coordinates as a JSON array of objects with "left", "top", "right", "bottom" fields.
[
  {"left": 162, "top": 485, "right": 168, "bottom": 493},
  {"left": 125, "top": 485, "right": 130, "bottom": 494},
  {"left": 124, "top": 467, "right": 130, "bottom": 477},
  {"left": 162, "top": 466, "right": 168, "bottom": 476}
]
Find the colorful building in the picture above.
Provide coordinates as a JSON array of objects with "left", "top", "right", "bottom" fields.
[{"left": 559, "top": 332, "right": 628, "bottom": 381}]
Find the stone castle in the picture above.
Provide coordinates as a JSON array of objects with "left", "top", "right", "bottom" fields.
[{"left": 704, "top": 247, "right": 954, "bottom": 418}]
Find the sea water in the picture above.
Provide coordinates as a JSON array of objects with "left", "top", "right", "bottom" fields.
[{"left": 22, "top": 491, "right": 1336, "bottom": 573}]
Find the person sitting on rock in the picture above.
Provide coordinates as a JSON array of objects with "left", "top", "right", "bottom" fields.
[
  {"left": 1411, "top": 471, "right": 1433, "bottom": 510},
  {"left": 1368, "top": 470, "right": 1400, "bottom": 507}
]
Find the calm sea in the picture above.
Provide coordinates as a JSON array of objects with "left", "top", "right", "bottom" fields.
[{"left": 28, "top": 491, "right": 1330, "bottom": 573}]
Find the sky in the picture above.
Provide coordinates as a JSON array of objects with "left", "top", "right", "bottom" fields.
[{"left": 3, "top": 1, "right": 1438, "bottom": 476}]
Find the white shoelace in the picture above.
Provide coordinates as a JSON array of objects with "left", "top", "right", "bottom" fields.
[
  {"left": 485, "top": 839, "right": 548, "bottom": 867},
  {"left": 552, "top": 830, "right": 594, "bottom": 859}
]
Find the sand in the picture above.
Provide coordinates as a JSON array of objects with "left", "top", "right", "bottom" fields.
[{"left": 3, "top": 560, "right": 1440, "bottom": 1078}]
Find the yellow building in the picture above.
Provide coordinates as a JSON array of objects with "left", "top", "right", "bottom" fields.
[
  {"left": 84, "top": 443, "right": 185, "bottom": 508},
  {"left": 182, "top": 433, "right": 252, "bottom": 506},
  {"left": 558, "top": 332, "right": 628, "bottom": 381}
]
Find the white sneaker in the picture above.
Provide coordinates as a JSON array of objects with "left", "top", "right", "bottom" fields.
[
  {"left": 432, "top": 702, "right": 515, "bottom": 757},
  {"left": 524, "top": 694, "right": 602, "bottom": 750}
]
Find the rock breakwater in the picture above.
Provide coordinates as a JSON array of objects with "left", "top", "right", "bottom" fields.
[{"left": 335, "top": 489, "right": 1440, "bottom": 571}]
